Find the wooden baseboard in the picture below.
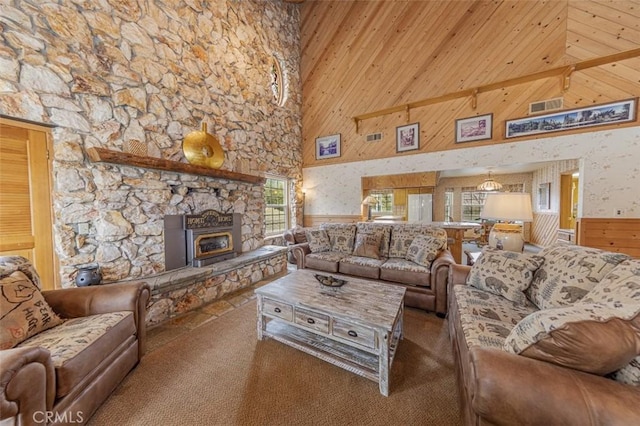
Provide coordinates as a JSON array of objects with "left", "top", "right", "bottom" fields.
[{"left": 303, "top": 215, "right": 362, "bottom": 227}]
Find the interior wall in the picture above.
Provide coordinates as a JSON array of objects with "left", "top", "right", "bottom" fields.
[
  {"left": 302, "top": 127, "right": 640, "bottom": 220},
  {"left": 300, "top": 0, "right": 640, "bottom": 165},
  {"left": 0, "top": 1, "right": 302, "bottom": 285}
]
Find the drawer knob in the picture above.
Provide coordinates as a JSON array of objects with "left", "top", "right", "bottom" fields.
[
  {"left": 274, "top": 307, "right": 281, "bottom": 313},
  {"left": 348, "top": 330, "right": 358, "bottom": 338},
  {"left": 307, "top": 318, "right": 315, "bottom": 324}
]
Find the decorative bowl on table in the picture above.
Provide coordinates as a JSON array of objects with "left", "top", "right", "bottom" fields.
[{"left": 314, "top": 273, "right": 347, "bottom": 288}]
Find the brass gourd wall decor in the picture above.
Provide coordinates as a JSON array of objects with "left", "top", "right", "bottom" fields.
[{"left": 182, "top": 123, "right": 224, "bottom": 169}]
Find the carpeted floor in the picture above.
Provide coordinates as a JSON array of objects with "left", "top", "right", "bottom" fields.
[{"left": 89, "top": 300, "right": 461, "bottom": 426}]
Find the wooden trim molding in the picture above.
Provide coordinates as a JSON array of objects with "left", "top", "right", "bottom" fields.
[
  {"left": 576, "top": 218, "right": 640, "bottom": 258},
  {"left": 353, "top": 48, "right": 640, "bottom": 126},
  {"left": 303, "top": 215, "right": 361, "bottom": 227},
  {"left": 87, "top": 147, "right": 265, "bottom": 184}
]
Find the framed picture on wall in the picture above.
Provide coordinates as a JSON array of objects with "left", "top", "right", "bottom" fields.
[
  {"left": 315, "top": 134, "right": 341, "bottom": 160},
  {"left": 455, "top": 113, "right": 493, "bottom": 143},
  {"left": 396, "top": 122, "right": 420, "bottom": 152},
  {"left": 538, "top": 182, "right": 551, "bottom": 210},
  {"left": 505, "top": 98, "right": 637, "bottom": 139}
]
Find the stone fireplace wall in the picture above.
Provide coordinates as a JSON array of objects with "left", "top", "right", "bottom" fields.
[{"left": 0, "top": 1, "right": 302, "bottom": 286}]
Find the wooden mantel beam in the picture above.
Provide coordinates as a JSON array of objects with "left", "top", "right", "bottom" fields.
[
  {"left": 353, "top": 47, "right": 640, "bottom": 125},
  {"left": 86, "top": 147, "right": 265, "bottom": 185}
]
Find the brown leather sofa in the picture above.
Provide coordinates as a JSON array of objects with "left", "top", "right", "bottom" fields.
[
  {"left": 0, "top": 256, "right": 150, "bottom": 425},
  {"left": 448, "top": 245, "right": 640, "bottom": 425},
  {"left": 285, "top": 222, "right": 455, "bottom": 316}
]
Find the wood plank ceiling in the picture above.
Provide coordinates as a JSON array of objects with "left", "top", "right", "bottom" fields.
[{"left": 300, "top": 0, "right": 640, "bottom": 167}]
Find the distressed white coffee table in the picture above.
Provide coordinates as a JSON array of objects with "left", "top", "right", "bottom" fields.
[{"left": 255, "top": 269, "right": 405, "bottom": 396}]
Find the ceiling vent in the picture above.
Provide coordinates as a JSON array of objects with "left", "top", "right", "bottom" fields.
[
  {"left": 529, "top": 97, "right": 564, "bottom": 115},
  {"left": 365, "top": 132, "right": 383, "bottom": 142}
]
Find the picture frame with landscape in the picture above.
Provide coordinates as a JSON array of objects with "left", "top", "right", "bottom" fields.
[
  {"left": 396, "top": 123, "right": 420, "bottom": 153},
  {"left": 505, "top": 98, "right": 637, "bottom": 139},
  {"left": 315, "top": 134, "right": 341, "bottom": 160},
  {"left": 455, "top": 113, "right": 493, "bottom": 143}
]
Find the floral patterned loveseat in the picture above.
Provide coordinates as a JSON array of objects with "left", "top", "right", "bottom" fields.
[
  {"left": 285, "top": 222, "right": 455, "bottom": 316},
  {"left": 448, "top": 244, "right": 640, "bottom": 425},
  {"left": 0, "top": 256, "right": 150, "bottom": 425}
]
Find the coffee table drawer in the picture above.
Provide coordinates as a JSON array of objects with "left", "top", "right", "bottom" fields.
[
  {"left": 294, "top": 308, "right": 330, "bottom": 334},
  {"left": 262, "top": 298, "right": 293, "bottom": 321},
  {"left": 332, "top": 319, "right": 376, "bottom": 349}
]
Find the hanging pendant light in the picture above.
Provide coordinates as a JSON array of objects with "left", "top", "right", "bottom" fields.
[{"left": 477, "top": 172, "right": 503, "bottom": 191}]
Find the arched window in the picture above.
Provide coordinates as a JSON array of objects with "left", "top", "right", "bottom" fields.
[{"left": 271, "top": 56, "right": 287, "bottom": 106}]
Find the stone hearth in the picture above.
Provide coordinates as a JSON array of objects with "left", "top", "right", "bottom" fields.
[{"left": 124, "top": 245, "right": 287, "bottom": 327}]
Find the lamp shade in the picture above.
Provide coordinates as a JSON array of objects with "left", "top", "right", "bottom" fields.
[
  {"left": 480, "top": 192, "right": 533, "bottom": 222},
  {"left": 362, "top": 195, "right": 377, "bottom": 205},
  {"left": 477, "top": 172, "right": 503, "bottom": 191}
]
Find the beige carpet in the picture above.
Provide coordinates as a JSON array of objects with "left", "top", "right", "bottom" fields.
[{"left": 89, "top": 302, "right": 461, "bottom": 426}]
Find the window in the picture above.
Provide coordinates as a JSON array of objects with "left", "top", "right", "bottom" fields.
[
  {"left": 461, "top": 184, "right": 525, "bottom": 222},
  {"left": 444, "top": 188, "right": 454, "bottom": 221},
  {"left": 264, "top": 176, "right": 289, "bottom": 235},
  {"left": 369, "top": 190, "right": 393, "bottom": 214},
  {"left": 271, "top": 55, "right": 287, "bottom": 106}
]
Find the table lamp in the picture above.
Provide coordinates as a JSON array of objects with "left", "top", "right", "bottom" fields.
[
  {"left": 480, "top": 192, "right": 533, "bottom": 252},
  {"left": 362, "top": 195, "right": 377, "bottom": 221}
]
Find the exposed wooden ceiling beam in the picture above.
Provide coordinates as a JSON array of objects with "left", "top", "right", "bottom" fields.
[{"left": 353, "top": 47, "right": 640, "bottom": 126}]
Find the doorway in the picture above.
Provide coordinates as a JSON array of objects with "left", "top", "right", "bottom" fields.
[
  {"left": 560, "top": 170, "right": 579, "bottom": 231},
  {"left": 0, "top": 118, "right": 57, "bottom": 289}
]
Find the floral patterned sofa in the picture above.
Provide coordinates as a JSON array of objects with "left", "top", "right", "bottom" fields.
[
  {"left": 448, "top": 244, "right": 640, "bottom": 425},
  {"left": 285, "top": 222, "right": 455, "bottom": 316},
  {"left": 0, "top": 256, "right": 150, "bottom": 425}
]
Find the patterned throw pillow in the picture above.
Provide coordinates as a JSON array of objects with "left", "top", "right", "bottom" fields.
[
  {"left": 356, "top": 223, "right": 392, "bottom": 258},
  {"left": 466, "top": 247, "right": 544, "bottom": 306},
  {"left": 321, "top": 224, "right": 356, "bottom": 254},
  {"left": 611, "top": 356, "right": 640, "bottom": 386},
  {"left": 526, "top": 244, "right": 630, "bottom": 310},
  {"left": 405, "top": 235, "right": 445, "bottom": 268},
  {"left": 1, "top": 270, "right": 63, "bottom": 349},
  {"left": 305, "top": 229, "right": 331, "bottom": 253},
  {"left": 388, "top": 225, "right": 447, "bottom": 258},
  {"left": 352, "top": 232, "right": 382, "bottom": 259},
  {"left": 503, "top": 303, "right": 640, "bottom": 375}
]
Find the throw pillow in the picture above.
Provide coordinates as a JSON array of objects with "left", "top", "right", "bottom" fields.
[
  {"left": 352, "top": 232, "right": 382, "bottom": 259},
  {"left": 526, "top": 244, "right": 630, "bottom": 310},
  {"left": 466, "top": 247, "right": 544, "bottom": 306},
  {"left": 1, "top": 270, "right": 63, "bottom": 349},
  {"left": 292, "top": 226, "right": 307, "bottom": 244},
  {"left": 305, "top": 229, "right": 331, "bottom": 253},
  {"left": 388, "top": 225, "right": 448, "bottom": 258},
  {"left": 405, "top": 235, "right": 445, "bottom": 268},
  {"left": 321, "top": 224, "right": 356, "bottom": 254},
  {"left": 503, "top": 303, "right": 640, "bottom": 375}
]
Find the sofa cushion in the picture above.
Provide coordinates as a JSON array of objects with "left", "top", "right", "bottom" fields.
[
  {"left": 305, "top": 251, "right": 345, "bottom": 273},
  {"left": 321, "top": 224, "right": 356, "bottom": 254},
  {"left": 466, "top": 247, "right": 544, "bottom": 306},
  {"left": 526, "top": 244, "right": 630, "bottom": 310},
  {"left": 339, "top": 256, "right": 385, "bottom": 279},
  {"left": 0, "top": 255, "right": 43, "bottom": 290},
  {"left": 352, "top": 232, "right": 382, "bottom": 259},
  {"left": 305, "top": 229, "right": 331, "bottom": 253},
  {"left": 17, "top": 311, "right": 135, "bottom": 398},
  {"left": 611, "top": 356, "right": 640, "bottom": 386},
  {"left": 1, "top": 270, "right": 63, "bottom": 349},
  {"left": 452, "top": 285, "right": 536, "bottom": 350},
  {"left": 503, "top": 303, "right": 640, "bottom": 375},
  {"left": 405, "top": 234, "right": 445, "bottom": 268},
  {"left": 291, "top": 225, "right": 308, "bottom": 244},
  {"left": 388, "top": 225, "right": 447, "bottom": 258},
  {"left": 356, "top": 222, "right": 392, "bottom": 258},
  {"left": 379, "top": 258, "right": 430, "bottom": 287}
]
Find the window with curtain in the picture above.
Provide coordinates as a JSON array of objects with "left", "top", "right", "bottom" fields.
[{"left": 264, "top": 176, "right": 289, "bottom": 235}]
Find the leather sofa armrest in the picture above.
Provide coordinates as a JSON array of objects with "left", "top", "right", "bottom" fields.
[
  {"left": 469, "top": 347, "right": 640, "bottom": 425},
  {"left": 449, "top": 264, "right": 472, "bottom": 286},
  {"left": 1, "top": 347, "right": 55, "bottom": 422},
  {"left": 290, "top": 243, "right": 310, "bottom": 269},
  {"left": 431, "top": 249, "right": 455, "bottom": 316},
  {"left": 43, "top": 282, "right": 151, "bottom": 357}
]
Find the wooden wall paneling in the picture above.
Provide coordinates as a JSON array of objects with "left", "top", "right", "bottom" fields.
[
  {"left": 304, "top": 215, "right": 361, "bottom": 227},
  {"left": 577, "top": 218, "right": 640, "bottom": 258},
  {"left": 532, "top": 213, "right": 560, "bottom": 247}
]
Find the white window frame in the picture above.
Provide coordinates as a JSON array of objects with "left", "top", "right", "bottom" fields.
[{"left": 264, "top": 175, "right": 289, "bottom": 236}]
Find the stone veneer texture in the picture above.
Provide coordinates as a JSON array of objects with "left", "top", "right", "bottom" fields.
[{"left": 0, "top": 1, "right": 302, "bottom": 285}]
